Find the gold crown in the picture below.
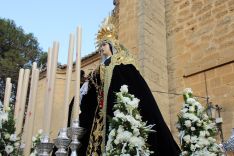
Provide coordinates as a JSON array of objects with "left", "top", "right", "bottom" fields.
[{"left": 96, "top": 16, "right": 119, "bottom": 49}]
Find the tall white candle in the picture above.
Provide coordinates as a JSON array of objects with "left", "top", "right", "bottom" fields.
[
  {"left": 3, "top": 78, "right": 12, "bottom": 112},
  {"left": 23, "top": 62, "right": 37, "bottom": 141},
  {"left": 63, "top": 33, "right": 75, "bottom": 127},
  {"left": 74, "top": 26, "right": 82, "bottom": 120},
  {"left": 24, "top": 69, "right": 39, "bottom": 156},
  {"left": 43, "top": 42, "right": 59, "bottom": 136},
  {"left": 16, "top": 69, "right": 30, "bottom": 135},
  {"left": 14, "top": 69, "right": 25, "bottom": 120},
  {"left": 46, "top": 47, "right": 52, "bottom": 81}
]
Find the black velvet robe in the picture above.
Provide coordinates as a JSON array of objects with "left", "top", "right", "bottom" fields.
[{"left": 77, "top": 63, "right": 181, "bottom": 156}]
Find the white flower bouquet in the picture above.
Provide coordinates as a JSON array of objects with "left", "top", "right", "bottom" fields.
[
  {"left": 177, "top": 88, "right": 224, "bottom": 156},
  {"left": 105, "top": 85, "right": 155, "bottom": 156},
  {"left": 0, "top": 103, "right": 21, "bottom": 155}
]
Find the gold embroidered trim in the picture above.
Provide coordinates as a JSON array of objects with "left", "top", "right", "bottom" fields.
[{"left": 86, "top": 107, "right": 104, "bottom": 155}]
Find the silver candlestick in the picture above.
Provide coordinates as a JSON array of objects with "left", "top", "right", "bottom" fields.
[
  {"left": 36, "top": 134, "right": 54, "bottom": 156},
  {"left": 68, "top": 119, "right": 86, "bottom": 156},
  {"left": 54, "top": 128, "right": 71, "bottom": 156}
]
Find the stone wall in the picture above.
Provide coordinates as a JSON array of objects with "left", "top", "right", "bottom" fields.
[
  {"left": 117, "top": 0, "right": 171, "bottom": 127},
  {"left": 165, "top": 0, "right": 234, "bottom": 143}
]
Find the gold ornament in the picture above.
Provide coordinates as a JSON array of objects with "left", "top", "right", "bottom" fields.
[{"left": 96, "top": 16, "right": 120, "bottom": 52}]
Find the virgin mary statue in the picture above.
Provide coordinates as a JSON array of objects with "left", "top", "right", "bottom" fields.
[{"left": 77, "top": 16, "right": 181, "bottom": 156}]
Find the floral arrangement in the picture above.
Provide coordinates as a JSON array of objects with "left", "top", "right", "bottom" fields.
[
  {"left": 0, "top": 103, "right": 21, "bottom": 156},
  {"left": 177, "top": 88, "right": 224, "bottom": 156},
  {"left": 30, "top": 129, "right": 43, "bottom": 156},
  {"left": 105, "top": 85, "right": 155, "bottom": 156}
]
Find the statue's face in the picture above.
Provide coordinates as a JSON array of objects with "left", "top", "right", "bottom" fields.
[{"left": 101, "top": 42, "right": 112, "bottom": 57}]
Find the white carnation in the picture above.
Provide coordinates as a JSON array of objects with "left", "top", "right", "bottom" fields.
[
  {"left": 126, "top": 115, "right": 141, "bottom": 127},
  {"left": 10, "top": 134, "right": 17, "bottom": 141},
  {"left": 4, "top": 133, "right": 10, "bottom": 139},
  {"left": 122, "top": 97, "right": 131, "bottom": 104},
  {"left": 197, "top": 137, "right": 209, "bottom": 147},
  {"left": 196, "top": 121, "right": 202, "bottom": 127},
  {"left": 181, "top": 108, "right": 188, "bottom": 113},
  {"left": 128, "top": 98, "right": 139, "bottom": 108},
  {"left": 191, "top": 127, "right": 196, "bottom": 131},
  {"left": 183, "top": 88, "right": 193, "bottom": 94},
  {"left": 114, "top": 110, "right": 126, "bottom": 121},
  {"left": 129, "top": 136, "right": 145, "bottom": 148},
  {"left": 114, "top": 129, "right": 133, "bottom": 144},
  {"left": 135, "top": 114, "right": 142, "bottom": 120},
  {"left": 120, "top": 85, "right": 128, "bottom": 93},
  {"left": 110, "top": 129, "right": 116, "bottom": 137},
  {"left": 190, "top": 144, "right": 196, "bottom": 151},
  {"left": 38, "top": 129, "right": 43, "bottom": 134},
  {"left": 186, "top": 98, "right": 196, "bottom": 104},
  {"left": 203, "top": 114, "right": 209, "bottom": 120},
  {"left": 32, "top": 136, "right": 37, "bottom": 142},
  {"left": 133, "top": 127, "right": 140, "bottom": 136},
  {"left": 205, "top": 123, "right": 215, "bottom": 130},
  {"left": 191, "top": 136, "right": 197, "bottom": 143},
  {"left": 184, "top": 120, "right": 192, "bottom": 127},
  {"left": 5, "top": 145, "right": 14, "bottom": 154},
  {"left": 199, "top": 131, "right": 206, "bottom": 137},
  {"left": 208, "top": 137, "right": 216, "bottom": 143},
  {"left": 183, "top": 113, "right": 199, "bottom": 122},
  {"left": 189, "top": 106, "right": 195, "bottom": 112},
  {"left": 5, "top": 106, "right": 11, "bottom": 112},
  {"left": 0, "top": 112, "right": 8, "bottom": 122},
  {"left": 114, "top": 138, "right": 120, "bottom": 144},
  {"left": 14, "top": 142, "right": 20, "bottom": 147},
  {"left": 183, "top": 135, "right": 191, "bottom": 144}
]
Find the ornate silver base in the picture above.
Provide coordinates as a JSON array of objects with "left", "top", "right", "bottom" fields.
[
  {"left": 37, "top": 142, "right": 54, "bottom": 156},
  {"left": 67, "top": 120, "right": 86, "bottom": 156},
  {"left": 70, "top": 140, "right": 82, "bottom": 156},
  {"left": 54, "top": 128, "right": 71, "bottom": 156},
  {"left": 36, "top": 135, "right": 54, "bottom": 156}
]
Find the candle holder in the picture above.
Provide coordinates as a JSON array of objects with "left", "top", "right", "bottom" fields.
[
  {"left": 67, "top": 119, "right": 86, "bottom": 156},
  {"left": 36, "top": 134, "right": 54, "bottom": 156},
  {"left": 54, "top": 128, "right": 71, "bottom": 156}
]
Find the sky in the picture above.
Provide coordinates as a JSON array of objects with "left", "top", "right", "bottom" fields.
[{"left": 0, "top": 0, "right": 114, "bottom": 64}]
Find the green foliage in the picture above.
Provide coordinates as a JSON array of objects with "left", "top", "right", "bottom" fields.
[{"left": 0, "top": 18, "right": 47, "bottom": 102}]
